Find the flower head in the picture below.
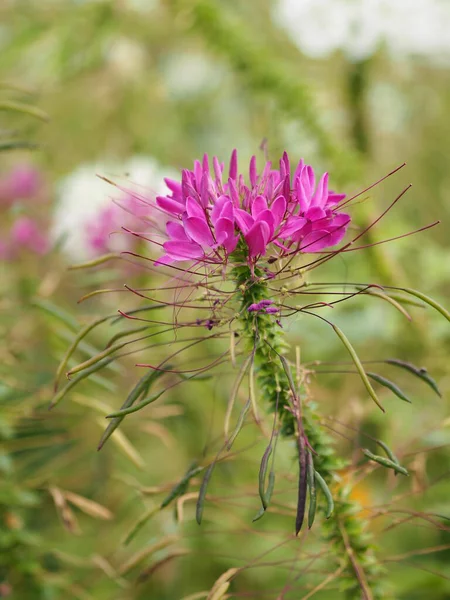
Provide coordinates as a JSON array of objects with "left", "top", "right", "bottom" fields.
[
  {"left": 156, "top": 150, "right": 350, "bottom": 265},
  {"left": 0, "top": 164, "right": 42, "bottom": 206}
]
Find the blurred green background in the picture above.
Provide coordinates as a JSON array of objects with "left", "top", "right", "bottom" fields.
[{"left": 1, "top": 1, "right": 450, "bottom": 598}]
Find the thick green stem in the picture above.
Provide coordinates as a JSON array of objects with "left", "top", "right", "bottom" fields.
[{"left": 233, "top": 262, "right": 391, "bottom": 599}]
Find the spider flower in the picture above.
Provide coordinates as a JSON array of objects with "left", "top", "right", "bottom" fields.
[{"left": 156, "top": 150, "right": 350, "bottom": 265}]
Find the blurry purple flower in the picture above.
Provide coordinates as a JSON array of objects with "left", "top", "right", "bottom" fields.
[
  {"left": 0, "top": 164, "right": 42, "bottom": 206},
  {"left": 155, "top": 150, "right": 350, "bottom": 265},
  {"left": 9, "top": 217, "right": 49, "bottom": 256},
  {"left": 86, "top": 193, "right": 150, "bottom": 256},
  {"left": 248, "top": 300, "right": 279, "bottom": 314}
]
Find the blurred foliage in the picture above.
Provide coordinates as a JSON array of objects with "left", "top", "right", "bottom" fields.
[{"left": 1, "top": 0, "right": 450, "bottom": 598}]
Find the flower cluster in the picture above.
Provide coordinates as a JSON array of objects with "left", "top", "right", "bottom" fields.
[
  {"left": 156, "top": 150, "right": 350, "bottom": 265},
  {"left": 0, "top": 164, "right": 49, "bottom": 260}
]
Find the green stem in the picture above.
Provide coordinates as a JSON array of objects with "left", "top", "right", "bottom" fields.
[{"left": 233, "top": 262, "right": 391, "bottom": 599}]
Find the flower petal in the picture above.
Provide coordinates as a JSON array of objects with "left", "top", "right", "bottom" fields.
[
  {"left": 271, "top": 195, "right": 286, "bottom": 229},
  {"left": 186, "top": 196, "right": 204, "bottom": 219},
  {"left": 157, "top": 196, "right": 185, "bottom": 216},
  {"left": 245, "top": 221, "right": 270, "bottom": 257},
  {"left": 164, "top": 240, "right": 204, "bottom": 260},
  {"left": 166, "top": 221, "right": 189, "bottom": 241},
  {"left": 235, "top": 208, "right": 254, "bottom": 234},
  {"left": 184, "top": 217, "right": 215, "bottom": 246},
  {"left": 251, "top": 195, "right": 268, "bottom": 217},
  {"left": 311, "top": 172, "right": 329, "bottom": 208}
]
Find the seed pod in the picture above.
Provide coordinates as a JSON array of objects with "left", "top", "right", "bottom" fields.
[
  {"left": 385, "top": 359, "right": 441, "bottom": 397},
  {"left": 306, "top": 451, "right": 317, "bottom": 529},
  {"left": 196, "top": 462, "right": 215, "bottom": 525},
  {"left": 314, "top": 471, "right": 334, "bottom": 519},
  {"left": 367, "top": 372, "right": 412, "bottom": 403},
  {"left": 362, "top": 448, "right": 409, "bottom": 476}
]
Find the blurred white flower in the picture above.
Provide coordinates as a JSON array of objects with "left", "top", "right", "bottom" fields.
[
  {"left": 162, "top": 51, "right": 222, "bottom": 99},
  {"left": 52, "top": 156, "right": 175, "bottom": 261},
  {"left": 106, "top": 37, "right": 147, "bottom": 80},
  {"left": 276, "top": 0, "right": 450, "bottom": 62}
]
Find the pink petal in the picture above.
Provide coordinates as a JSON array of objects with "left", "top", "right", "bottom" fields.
[
  {"left": 157, "top": 196, "right": 185, "bottom": 216},
  {"left": 300, "top": 230, "right": 332, "bottom": 252},
  {"left": 184, "top": 217, "right": 215, "bottom": 246},
  {"left": 200, "top": 172, "right": 210, "bottom": 208},
  {"left": 249, "top": 155, "right": 257, "bottom": 187},
  {"left": 193, "top": 160, "right": 203, "bottom": 188},
  {"left": 164, "top": 240, "right": 204, "bottom": 260},
  {"left": 166, "top": 221, "right": 189, "bottom": 241},
  {"left": 229, "top": 149, "right": 238, "bottom": 180},
  {"left": 311, "top": 172, "right": 329, "bottom": 208},
  {"left": 295, "top": 177, "right": 310, "bottom": 213},
  {"left": 186, "top": 196, "right": 204, "bottom": 219},
  {"left": 215, "top": 217, "right": 238, "bottom": 253},
  {"left": 227, "top": 178, "right": 240, "bottom": 207},
  {"left": 293, "top": 159, "right": 304, "bottom": 182},
  {"left": 164, "top": 178, "right": 183, "bottom": 201},
  {"left": 245, "top": 221, "right": 270, "bottom": 257},
  {"left": 256, "top": 209, "right": 275, "bottom": 239},
  {"left": 305, "top": 206, "right": 327, "bottom": 221},
  {"left": 279, "top": 216, "right": 308, "bottom": 238},
  {"left": 270, "top": 195, "right": 286, "bottom": 229},
  {"left": 251, "top": 195, "right": 268, "bottom": 217},
  {"left": 211, "top": 195, "right": 233, "bottom": 224},
  {"left": 327, "top": 192, "right": 346, "bottom": 206},
  {"left": 235, "top": 208, "right": 254, "bottom": 234},
  {"left": 213, "top": 156, "right": 223, "bottom": 186}
]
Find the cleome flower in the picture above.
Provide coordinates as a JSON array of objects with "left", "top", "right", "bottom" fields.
[{"left": 155, "top": 150, "right": 350, "bottom": 265}]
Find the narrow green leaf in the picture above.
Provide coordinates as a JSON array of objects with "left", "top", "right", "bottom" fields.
[
  {"left": 331, "top": 324, "right": 384, "bottom": 412},
  {"left": 106, "top": 325, "right": 150, "bottom": 348},
  {"left": 98, "top": 368, "right": 168, "bottom": 450},
  {"left": 50, "top": 357, "right": 116, "bottom": 409},
  {"left": 160, "top": 462, "right": 203, "bottom": 509},
  {"left": 55, "top": 315, "right": 114, "bottom": 390},
  {"left": 314, "top": 471, "right": 334, "bottom": 519},
  {"left": 123, "top": 505, "right": 160, "bottom": 546},
  {"left": 367, "top": 372, "right": 412, "bottom": 403},
  {"left": 0, "top": 100, "right": 48, "bottom": 121},
  {"left": 32, "top": 298, "right": 79, "bottom": 331},
  {"left": 385, "top": 359, "right": 441, "bottom": 397},
  {"left": 196, "top": 463, "right": 215, "bottom": 525},
  {"left": 362, "top": 449, "right": 409, "bottom": 476},
  {"left": 68, "top": 253, "right": 120, "bottom": 270},
  {"left": 106, "top": 390, "right": 165, "bottom": 418},
  {"left": 0, "top": 140, "right": 38, "bottom": 152}
]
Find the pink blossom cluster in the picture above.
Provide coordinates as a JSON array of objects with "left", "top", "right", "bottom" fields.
[
  {"left": 155, "top": 150, "right": 350, "bottom": 265},
  {"left": 86, "top": 193, "right": 149, "bottom": 256},
  {"left": 0, "top": 164, "right": 49, "bottom": 260}
]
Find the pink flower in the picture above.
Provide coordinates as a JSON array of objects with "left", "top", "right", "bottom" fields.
[
  {"left": 0, "top": 165, "right": 42, "bottom": 206},
  {"left": 85, "top": 193, "right": 149, "bottom": 256},
  {"left": 155, "top": 150, "right": 350, "bottom": 265},
  {"left": 8, "top": 217, "right": 49, "bottom": 256}
]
